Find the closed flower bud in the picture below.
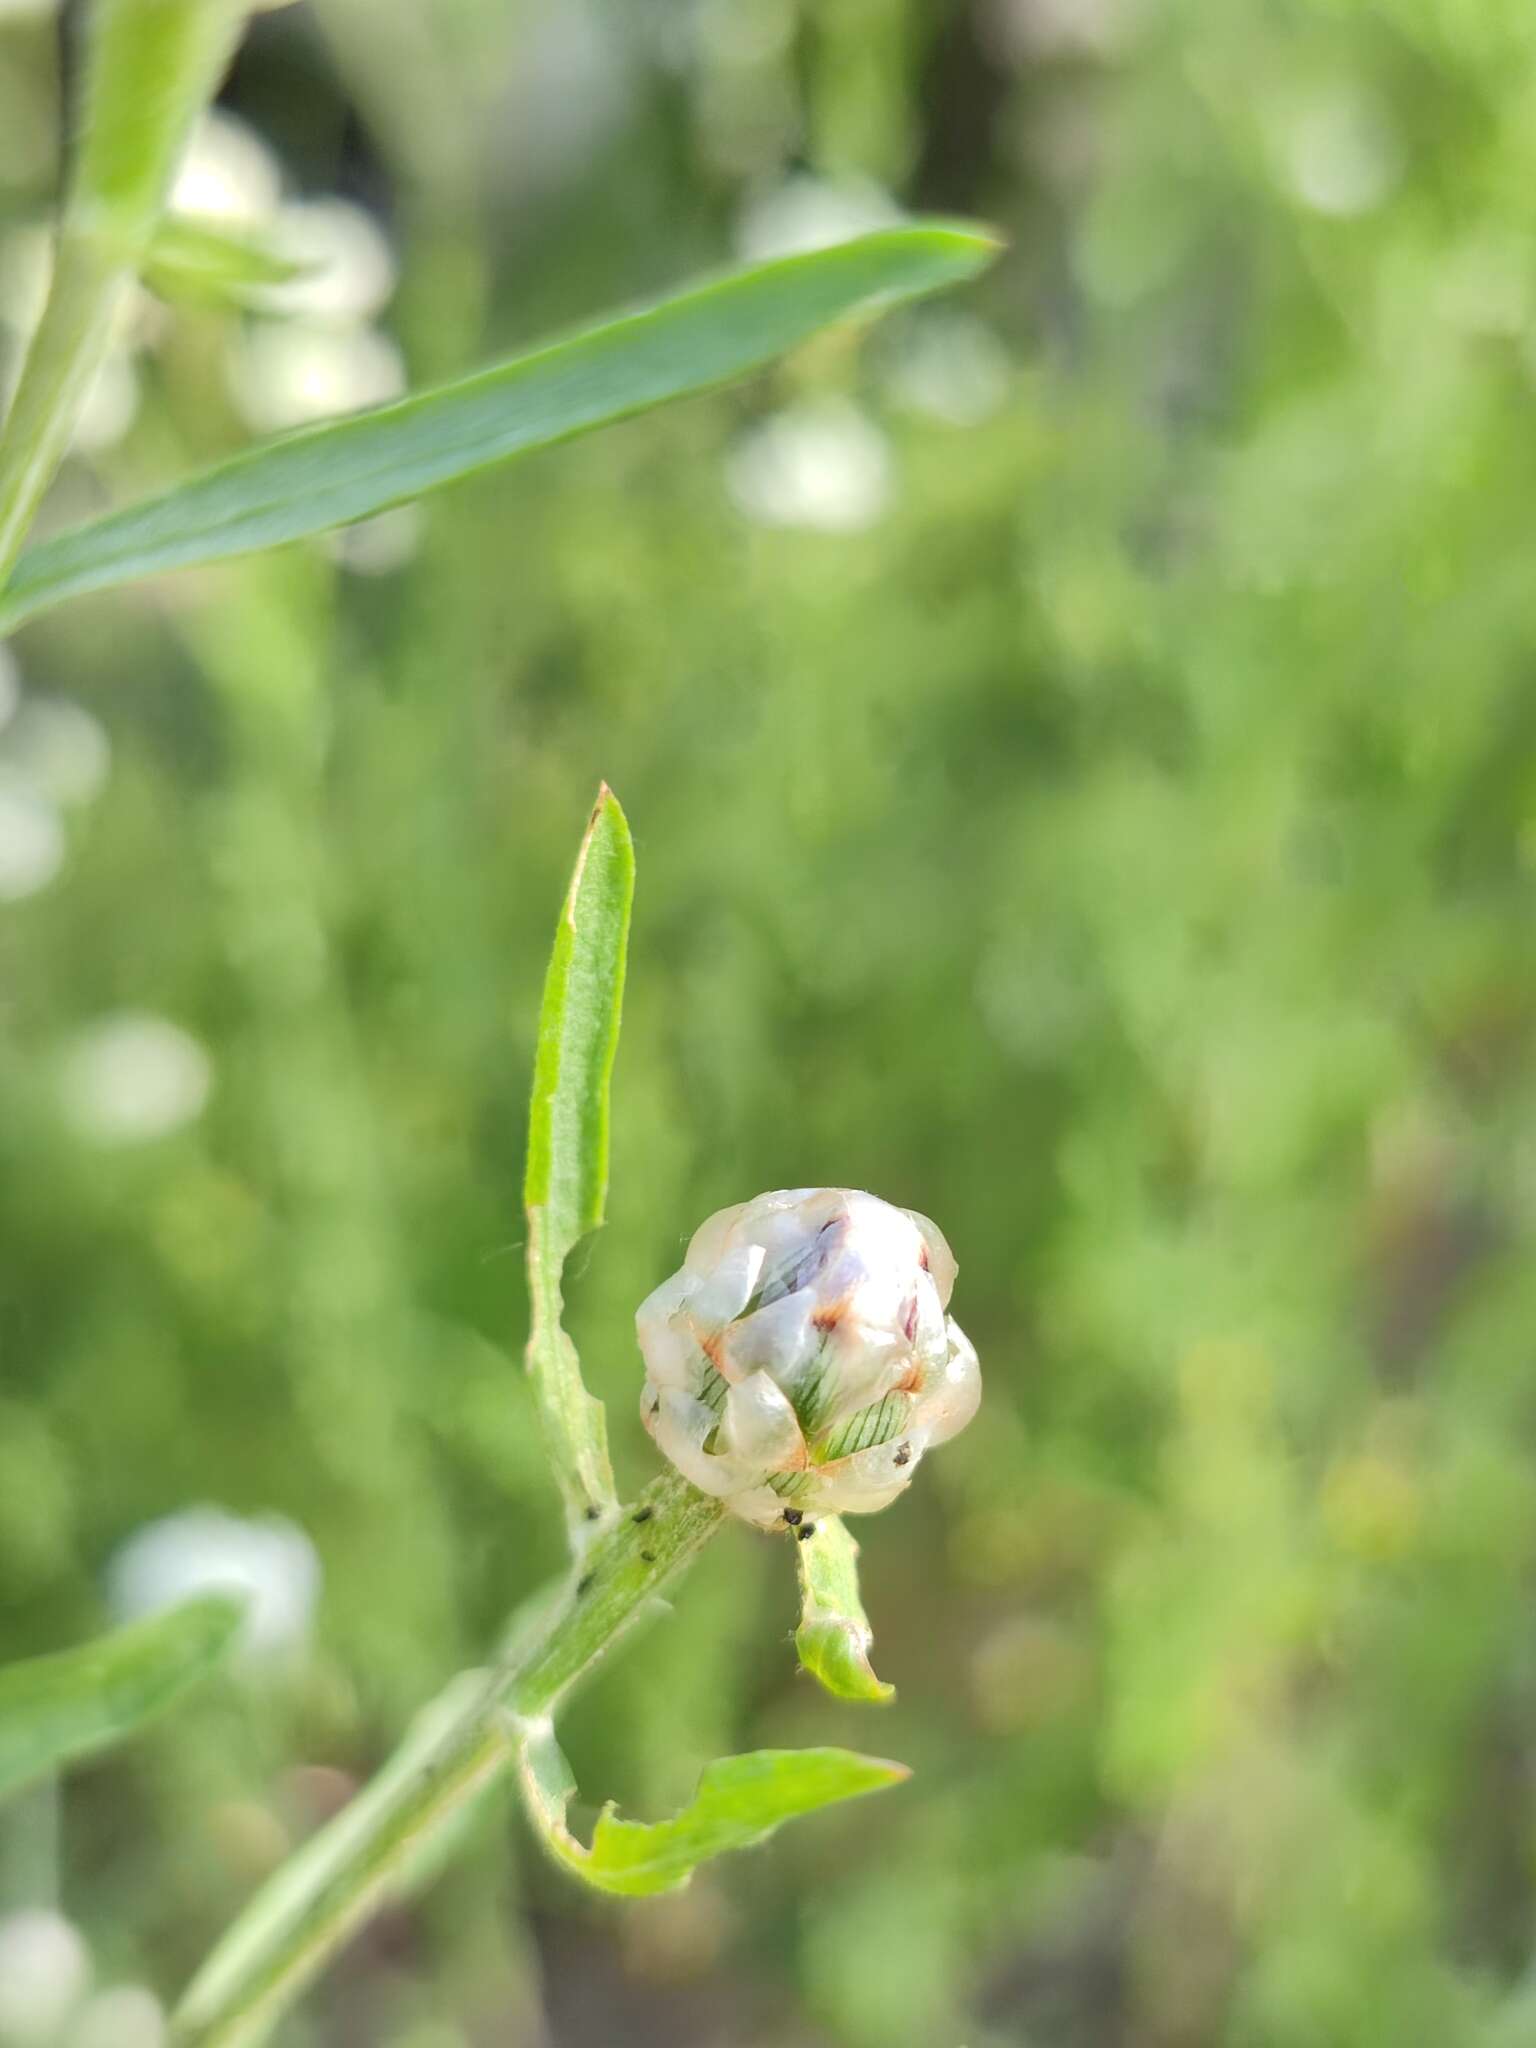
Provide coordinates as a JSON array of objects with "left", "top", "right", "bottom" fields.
[{"left": 637, "top": 1188, "right": 980, "bottom": 1528}]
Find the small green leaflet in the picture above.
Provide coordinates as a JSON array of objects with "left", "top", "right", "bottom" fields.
[
  {"left": 0, "top": 225, "right": 997, "bottom": 631},
  {"left": 515, "top": 1717, "right": 907, "bottom": 1897},
  {"left": 523, "top": 786, "right": 633, "bottom": 1532},
  {"left": 795, "top": 1515, "right": 894, "bottom": 1703},
  {"left": 145, "top": 215, "right": 312, "bottom": 305},
  {"left": 0, "top": 1594, "right": 245, "bottom": 1804}
]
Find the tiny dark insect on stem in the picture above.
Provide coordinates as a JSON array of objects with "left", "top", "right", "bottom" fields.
[
  {"left": 583, "top": 1504, "right": 601, "bottom": 1521},
  {"left": 640, "top": 1549, "right": 656, "bottom": 1563},
  {"left": 781, "top": 1507, "right": 803, "bottom": 1527},
  {"left": 795, "top": 1522, "right": 816, "bottom": 1542},
  {"left": 631, "top": 1506, "right": 653, "bottom": 1524},
  {"left": 576, "top": 1571, "right": 595, "bottom": 1596}
]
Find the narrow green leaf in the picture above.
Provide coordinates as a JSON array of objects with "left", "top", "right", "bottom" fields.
[
  {"left": 0, "top": 1594, "right": 245, "bottom": 1804},
  {"left": 523, "top": 785, "right": 633, "bottom": 1533},
  {"left": 515, "top": 1719, "right": 907, "bottom": 1898},
  {"left": 145, "top": 215, "right": 312, "bottom": 305},
  {"left": 795, "top": 1516, "right": 894, "bottom": 1703},
  {"left": 0, "top": 224, "right": 998, "bottom": 631},
  {"left": 524, "top": 784, "right": 633, "bottom": 1245}
]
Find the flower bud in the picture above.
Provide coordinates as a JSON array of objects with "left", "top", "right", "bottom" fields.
[{"left": 637, "top": 1188, "right": 980, "bottom": 1528}]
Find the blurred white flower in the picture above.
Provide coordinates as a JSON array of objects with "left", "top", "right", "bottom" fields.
[
  {"left": 638, "top": 1188, "right": 980, "bottom": 1528},
  {"left": 57, "top": 1013, "right": 212, "bottom": 1146},
  {"left": 0, "top": 1911, "right": 91, "bottom": 2047},
  {"left": 68, "top": 351, "right": 140, "bottom": 453},
  {"left": 106, "top": 1507, "right": 320, "bottom": 1664},
  {"left": 0, "top": 774, "right": 64, "bottom": 902},
  {"left": 172, "top": 110, "right": 282, "bottom": 228},
  {"left": 1277, "top": 90, "right": 1403, "bottom": 218},
  {"left": 488, "top": 0, "right": 633, "bottom": 200},
  {"left": 1, "top": 698, "right": 110, "bottom": 808},
  {"left": 735, "top": 173, "right": 901, "bottom": 263},
  {"left": 324, "top": 505, "right": 423, "bottom": 577},
  {"left": 883, "top": 310, "right": 1012, "bottom": 426},
  {"left": 257, "top": 198, "right": 396, "bottom": 324},
  {"left": 227, "top": 320, "right": 405, "bottom": 432},
  {"left": 66, "top": 1987, "right": 165, "bottom": 2048},
  {"left": 67, "top": 349, "right": 139, "bottom": 452},
  {"left": 726, "top": 399, "right": 893, "bottom": 533}
]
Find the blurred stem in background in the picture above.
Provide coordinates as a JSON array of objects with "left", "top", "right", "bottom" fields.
[
  {"left": 0, "top": 0, "right": 245, "bottom": 583},
  {"left": 171, "top": 1474, "right": 725, "bottom": 2048}
]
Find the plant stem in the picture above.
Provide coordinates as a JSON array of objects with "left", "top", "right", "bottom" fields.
[
  {"left": 0, "top": 0, "right": 245, "bottom": 595},
  {"left": 170, "top": 1472, "right": 725, "bottom": 2048},
  {"left": 0, "top": 236, "right": 128, "bottom": 588}
]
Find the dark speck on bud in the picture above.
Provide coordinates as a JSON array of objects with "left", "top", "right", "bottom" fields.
[
  {"left": 796, "top": 1522, "right": 817, "bottom": 1542},
  {"left": 583, "top": 1504, "right": 600, "bottom": 1522},
  {"left": 782, "top": 1507, "right": 803, "bottom": 1527},
  {"left": 576, "top": 1571, "right": 595, "bottom": 1596},
  {"left": 631, "top": 1506, "right": 653, "bottom": 1524}
]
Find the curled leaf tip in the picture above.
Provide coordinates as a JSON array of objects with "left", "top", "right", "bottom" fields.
[
  {"left": 514, "top": 1724, "right": 908, "bottom": 1896},
  {"left": 797, "top": 1617, "right": 895, "bottom": 1704}
]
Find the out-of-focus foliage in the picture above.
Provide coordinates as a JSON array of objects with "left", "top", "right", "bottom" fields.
[
  {"left": 0, "top": 1594, "right": 242, "bottom": 1804},
  {"left": 4, "top": 1, "right": 1536, "bottom": 2044}
]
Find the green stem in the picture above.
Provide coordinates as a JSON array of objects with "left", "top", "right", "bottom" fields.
[
  {"left": 169, "top": 1472, "right": 725, "bottom": 2048},
  {"left": 0, "top": 235, "right": 128, "bottom": 587},
  {"left": 0, "top": 0, "right": 245, "bottom": 596}
]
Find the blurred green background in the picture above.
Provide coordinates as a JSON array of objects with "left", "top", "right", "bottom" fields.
[{"left": 7, "top": 0, "right": 1536, "bottom": 2043}]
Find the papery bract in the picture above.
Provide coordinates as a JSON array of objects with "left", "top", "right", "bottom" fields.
[{"left": 637, "top": 1189, "right": 979, "bottom": 1528}]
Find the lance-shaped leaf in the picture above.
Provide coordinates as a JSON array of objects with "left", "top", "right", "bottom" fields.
[
  {"left": 795, "top": 1516, "right": 894, "bottom": 1703},
  {"left": 0, "top": 224, "right": 998, "bottom": 631},
  {"left": 0, "top": 1593, "right": 244, "bottom": 1804},
  {"left": 514, "top": 1717, "right": 907, "bottom": 1897},
  {"left": 523, "top": 785, "right": 633, "bottom": 1532}
]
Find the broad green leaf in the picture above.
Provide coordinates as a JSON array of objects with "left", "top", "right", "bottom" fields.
[
  {"left": 0, "top": 224, "right": 998, "bottom": 631},
  {"left": 0, "top": 1594, "right": 244, "bottom": 1804},
  {"left": 145, "top": 215, "right": 312, "bottom": 305},
  {"left": 523, "top": 786, "right": 633, "bottom": 1532},
  {"left": 795, "top": 1515, "right": 895, "bottom": 1703},
  {"left": 515, "top": 1718, "right": 907, "bottom": 1897}
]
